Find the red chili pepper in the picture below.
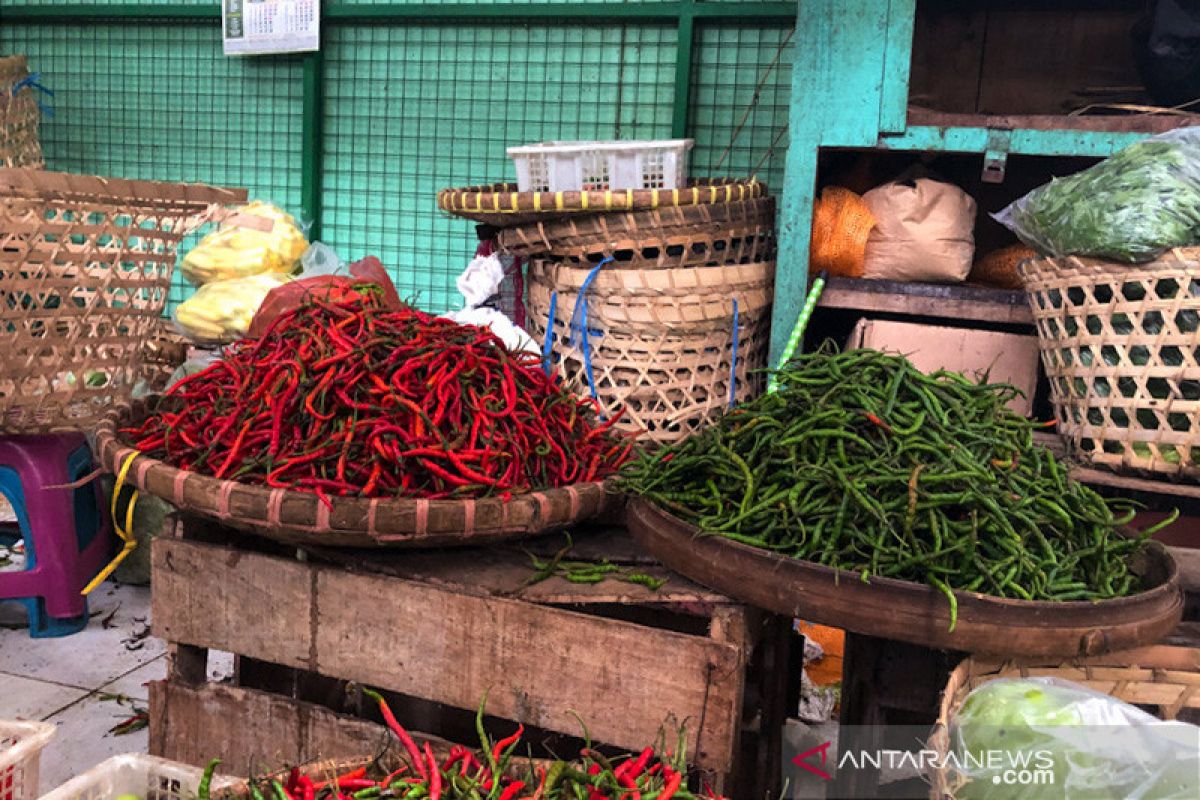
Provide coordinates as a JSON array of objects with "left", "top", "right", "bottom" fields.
[
  {"left": 658, "top": 769, "right": 682, "bottom": 800},
  {"left": 361, "top": 689, "right": 426, "bottom": 779},
  {"left": 491, "top": 723, "right": 525, "bottom": 764},
  {"left": 425, "top": 743, "right": 442, "bottom": 800}
]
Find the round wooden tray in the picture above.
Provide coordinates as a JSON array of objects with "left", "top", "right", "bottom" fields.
[
  {"left": 437, "top": 179, "right": 767, "bottom": 226},
  {"left": 95, "top": 400, "right": 617, "bottom": 548},
  {"left": 627, "top": 497, "right": 1184, "bottom": 657}
]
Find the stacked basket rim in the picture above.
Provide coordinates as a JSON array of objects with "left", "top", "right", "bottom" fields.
[
  {"left": 508, "top": 186, "right": 776, "bottom": 444},
  {"left": 1020, "top": 248, "right": 1200, "bottom": 479}
]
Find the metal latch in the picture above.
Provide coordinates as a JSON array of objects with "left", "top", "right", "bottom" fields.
[{"left": 982, "top": 128, "right": 1012, "bottom": 183}]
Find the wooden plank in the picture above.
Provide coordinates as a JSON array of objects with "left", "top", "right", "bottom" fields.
[
  {"left": 976, "top": 9, "right": 1145, "bottom": 116},
  {"left": 151, "top": 681, "right": 395, "bottom": 774},
  {"left": 1068, "top": 466, "right": 1200, "bottom": 502},
  {"left": 153, "top": 538, "right": 316, "bottom": 672},
  {"left": 878, "top": 0, "right": 917, "bottom": 133},
  {"left": 154, "top": 538, "right": 744, "bottom": 771},
  {"left": 168, "top": 643, "right": 209, "bottom": 685},
  {"left": 907, "top": 107, "right": 1199, "bottom": 136},
  {"left": 908, "top": 9, "right": 986, "bottom": 114},
  {"left": 818, "top": 276, "right": 1034, "bottom": 325},
  {"left": 298, "top": 530, "right": 731, "bottom": 607}
]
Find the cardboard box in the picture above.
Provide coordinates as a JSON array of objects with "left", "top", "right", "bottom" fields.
[{"left": 849, "top": 318, "right": 1039, "bottom": 415}]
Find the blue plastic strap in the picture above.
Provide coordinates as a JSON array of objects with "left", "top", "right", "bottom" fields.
[
  {"left": 10, "top": 73, "right": 55, "bottom": 117},
  {"left": 542, "top": 290, "right": 558, "bottom": 377},
  {"left": 569, "top": 257, "right": 614, "bottom": 409},
  {"left": 729, "top": 298, "right": 740, "bottom": 409}
]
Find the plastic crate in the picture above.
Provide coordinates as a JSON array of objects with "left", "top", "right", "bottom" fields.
[
  {"left": 507, "top": 140, "right": 693, "bottom": 193},
  {"left": 38, "top": 754, "right": 239, "bottom": 800},
  {"left": 0, "top": 720, "right": 54, "bottom": 800}
]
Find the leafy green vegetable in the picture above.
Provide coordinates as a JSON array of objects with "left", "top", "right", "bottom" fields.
[{"left": 996, "top": 128, "right": 1200, "bottom": 262}]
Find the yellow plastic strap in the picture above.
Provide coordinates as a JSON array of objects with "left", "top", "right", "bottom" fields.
[
  {"left": 554, "top": 192, "right": 564, "bottom": 211},
  {"left": 82, "top": 451, "right": 140, "bottom": 596}
]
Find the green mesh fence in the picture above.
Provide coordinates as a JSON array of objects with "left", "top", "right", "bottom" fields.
[
  {"left": 690, "top": 23, "right": 794, "bottom": 193},
  {"left": 0, "top": 21, "right": 305, "bottom": 309},
  {"left": 324, "top": 22, "right": 677, "bottom": 312},
  {"left": 1, "top": 2, "right": 793, "bottom": 315}
]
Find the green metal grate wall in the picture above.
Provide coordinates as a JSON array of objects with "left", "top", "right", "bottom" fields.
[{"left": 1, "top": 1, "right": 793, "bottom": 313}]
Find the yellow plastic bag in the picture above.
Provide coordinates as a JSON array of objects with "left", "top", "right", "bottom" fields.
[
  {"left": 810, "top": 187, "right": 875, "bottom": 278},
  {"left": 180, "top": 200, "right": 308, "bottom": 285},
  {"left": 174, "top": 272, "right": 292, "bottom": 343}
]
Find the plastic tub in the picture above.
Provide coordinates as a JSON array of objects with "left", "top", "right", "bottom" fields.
[
  {"left": 38, "top": 754, "right": 239, "bottom": 800},
  {"left": 0, "top": 720, "right": 54, "bottom": 800}
]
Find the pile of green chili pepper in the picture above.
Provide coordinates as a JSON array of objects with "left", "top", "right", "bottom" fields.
[
  {"left": 230, "top": 690, "right": 724, "bottom": 800},
  {"left": 121, "top": 287, "right": 633, "bottom": 502},
  {"left": 619, "top": 347, "right": 1177, "bottom": 630}
]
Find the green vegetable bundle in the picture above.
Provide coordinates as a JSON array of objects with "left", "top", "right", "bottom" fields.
[
  {"left": 995, "top": 127, "right": 1200, "bottom": 263},
  {"left": 620, "top": 347, "right": 1174, "bottom": 629}
]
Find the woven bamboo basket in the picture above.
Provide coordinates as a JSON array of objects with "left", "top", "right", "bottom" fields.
[
  {"left": 138, "top": 319, "right": 191, "bottom": 395},
  {"left": 93, "top": 399, "right": 617, "bottom": 548},
  {"left": 0, "top": 56, "right": 43, "bottom": 169},
  {"left": 1020, "top": 250, "right": 1200, "bottom": 479},
  {"left": 928, "top": 645, "right": 1200, "bottom": 798},
  {"left": 0, "top": 169, "right": 243, "bottom": 433},
  {"left": 527, "top": 259, "right": 773, "bottom": 331},
  {"left": 438, "top": 178, "right": 766, "bottom": 226},
  {"left": 497, "top": 198, "right": 775, "bottom": 269},
  {"left": 527, "top": 259, "right": 773, "bottom": 444}
]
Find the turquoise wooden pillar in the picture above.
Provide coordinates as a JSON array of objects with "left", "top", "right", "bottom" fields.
[{"left": 772, "top": 0, "right": 915, "bottom": 366}]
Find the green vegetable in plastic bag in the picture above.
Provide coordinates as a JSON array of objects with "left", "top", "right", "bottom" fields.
[
  {"left": 995, "top": 127, "right": 1200, "bottom": 262},
  {"left": 948, "top": 677, "right": 1199, "bottom": 799}
]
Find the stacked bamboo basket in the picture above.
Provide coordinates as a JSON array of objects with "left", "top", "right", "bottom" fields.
[
  {"left": 501, "top": 195, "right": 776, "bottom": 444},
  {"left": 1, "top": 56, "right": 44, "bottom": 169}
]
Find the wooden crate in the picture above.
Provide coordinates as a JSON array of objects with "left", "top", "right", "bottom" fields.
[{"left": 149, "top": 515, "right": 791, "bottom": 798}]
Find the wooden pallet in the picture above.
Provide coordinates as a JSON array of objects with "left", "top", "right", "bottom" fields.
[{"left": 149, "top": 514, "right": 792, "bottom": 798}]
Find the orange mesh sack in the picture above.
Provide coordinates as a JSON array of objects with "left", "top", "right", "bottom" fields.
[
  {"left": 809, "top": 187, "right": 874, "bottom": 278},
  {"left": 968, "top": 244, "right": 1038, "bottom": 290}
]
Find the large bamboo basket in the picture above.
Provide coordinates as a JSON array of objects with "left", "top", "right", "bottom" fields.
[
  {"left": 438, "top": 178, "right": 766, "bottom": 226},
  {"left": 138, "top": 319, "right": 191, "bottom": 395},
  {"left": 94, "top": 399, "right": 617, "bottom": 548},
  {"left": 0, "top": 170, "right": 244, "bottom": 433},
  {"left": 526, "top": 259, "right": 773, "bottom": 444},
  {"left": 1020, "top": 250, "right": 1200, "bottom": 479},
  {"left": 928, "top": 645, "right": 1200, "bottom": 798},
  {"left": 497, "top": 198, "right": 775, "bottom": 269},
  {"left": 0, "top": 56, "right": 43, "bottom": 169}
]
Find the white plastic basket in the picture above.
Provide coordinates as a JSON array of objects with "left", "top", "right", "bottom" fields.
[
  {"left": 507, "top": 139, "right": 693, "bottom": 193},
  {"left": 0, "top": 720, "right": 54, "bottom": 800},
  {"left": 39, "top": 754, "right": 239, "bottom": 800}
]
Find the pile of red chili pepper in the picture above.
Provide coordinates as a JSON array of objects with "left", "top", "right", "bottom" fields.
[
  {"left": 234, "top": 690, "right": 726, "bottom": 800},
  {"left": 122, "top": 286, "right": 633, "bottom": 502}
]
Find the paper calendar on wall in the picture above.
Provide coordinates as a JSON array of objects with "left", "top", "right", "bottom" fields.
[{"left": 224, "top": 0, "right": 319, "bottom": 56}]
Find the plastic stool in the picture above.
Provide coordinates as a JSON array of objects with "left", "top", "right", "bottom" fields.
[{"left": 0, "top": 433, "right": 113, "bottom": 637}]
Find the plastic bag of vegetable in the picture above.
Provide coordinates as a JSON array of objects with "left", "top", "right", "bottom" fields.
[
  {"left": 995, "top": 127, "right": 1200, "bottom": 262},
  {"left": 174, "top": 272, "right": 292, "bottom": 344},
  {"left": 180, "top": 200, "right": 309, "bottom": 284},
  {"left": 947, "top": 677, "right": 1199, "bottom": 799}
]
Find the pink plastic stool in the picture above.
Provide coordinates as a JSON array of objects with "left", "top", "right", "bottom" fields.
[{"left": 0, "top": 433, "right": 114, "bottom": 637}]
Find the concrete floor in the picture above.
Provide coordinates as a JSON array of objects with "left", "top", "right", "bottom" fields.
[{"left": 0, "top": 498, "right": 231, "bottom": 788}]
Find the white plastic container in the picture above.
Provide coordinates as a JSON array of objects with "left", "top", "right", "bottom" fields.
[
  {"left": 0, "top": 720, "right": 55, "bottom": 800},
  {"left": 38, "top": 754, "right": 239, "bottom": 800},
  {"left": 507, "top": 140, "right": 693, "bottom": 193}
]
